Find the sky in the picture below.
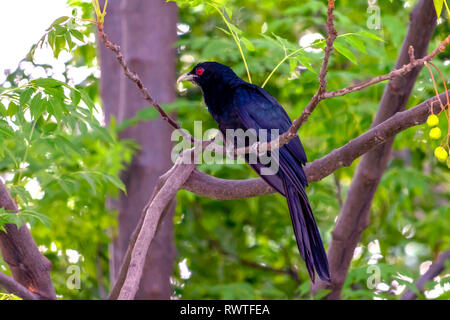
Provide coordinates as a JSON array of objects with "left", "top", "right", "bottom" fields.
[{"left": 0, "top": 0, "right": 72, "bottom": 81}]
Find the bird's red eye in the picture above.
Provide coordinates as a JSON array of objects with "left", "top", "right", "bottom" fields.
[{"left": 196, "top": 67, "right": 204, "bottom": 76}]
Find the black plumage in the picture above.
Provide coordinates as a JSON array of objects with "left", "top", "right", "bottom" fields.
[{"left": 177, "top": 61, "right": 330, "bottom": 283}]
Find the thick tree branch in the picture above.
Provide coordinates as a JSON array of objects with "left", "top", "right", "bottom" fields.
[
  {"left": 117, "top": 150, "right": 196, "bottom": 300},
  {"left": 181, "top": 91, "right": 448, "bottom": 199},
  {"left": 0, "top": 272, "right": 38, "bottom": 300},
  {"left": 108, "top": 166, "right": 177, "bottom": 300},
  {"left": 401, "top": 250, "right": 450, "bottom": 300},
  {"left": 0, "top": 181, "right": 56, "bottom": 300}
]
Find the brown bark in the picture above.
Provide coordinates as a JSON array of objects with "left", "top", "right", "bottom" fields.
[
  {"left": 99, "top": 0, "right": 178, "bottom": 299},
  {"left": 311, "top": 0, "right": 438, "bottom": 299},
  {"left": 0, "top": 181, "right": 56, "bottom": 299},
  {"left": 118, "top": 152, "right": 196, "bottom": 300}
]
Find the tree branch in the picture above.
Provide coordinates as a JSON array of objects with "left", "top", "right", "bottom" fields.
[
  {"left": 107, "top": 166, "right": 177, "bottom": 300},
  {"left": 0, "top": 181, "right": 56, "bottom": 300},
  {"left": 0, "top": 272, "right": 38, "bottom": 300},
  {"left": 181, "top": 91, "right": 449, "bottom": 199},
  {"left": 116, "top": 150, "right": 196, "bottom": 300},
  {"left": 401, "top": 250, "right": 450, "bottom": 300}
]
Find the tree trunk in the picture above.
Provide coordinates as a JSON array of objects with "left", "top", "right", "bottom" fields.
[{"left": 99, "top": 0, "right": 178, "bottom": 299}]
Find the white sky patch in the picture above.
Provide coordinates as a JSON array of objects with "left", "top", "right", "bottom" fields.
[
  {"left": 299, "top": 32, "right": 324, "bottom": 53},
  {"left": 178, "top": 258, "right": 192, "bottom": 280},
  {"left": 352, "top": 244, "right": 364, "bottom": 260},
  {"left": 368, "top": 239, "right": 383, "bottom": 264},
  {"left": 66, "top": 249, "right": 82, "bottom": 264},
  {"left": 0, "top": 1, "right": 72, "bottom": 82},
  {"left": 419, "top": 260, "right": 432, "bottom": 275},
  {"left": 50, "top": 242, "right": 58, "bottom": 252},
  {"left": 25, "top": 177, "right": 45, "bottom": 200},
  {"left": 177, "top": 23, "right": 190, "bottom": 35}
]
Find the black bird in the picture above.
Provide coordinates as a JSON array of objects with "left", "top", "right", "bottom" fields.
[{"left": 177, "top": 61, "right": 330, "bottom": 283}]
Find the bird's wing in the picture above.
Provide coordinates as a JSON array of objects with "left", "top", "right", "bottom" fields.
[{"left": 232, "top": 84, "right": 308, "bottom": 188}]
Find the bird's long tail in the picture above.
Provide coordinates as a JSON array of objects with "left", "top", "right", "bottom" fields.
[{"left": 283, "top": 177, "right": 330, "bottom": 283}]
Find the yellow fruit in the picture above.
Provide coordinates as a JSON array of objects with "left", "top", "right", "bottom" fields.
[
  {"left": 429, "top": 127, "right": 442, "bottom": 140},
  {"left": 426, "top": 114, "right": 439, "bottom": 127},
  {"left": 434, "top": 147, "right": 448, "bottom": 162}
]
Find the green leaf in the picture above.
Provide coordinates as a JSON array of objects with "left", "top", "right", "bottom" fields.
[
  {"left": 70, "top": 89, "right": 81, "bottom": 106},
  {"left": 30, "top": 93, "right": 44, "bottom": 119},
  {"left": 92, "top": 124, "right": 114, "bottom": 144},
  {"left": 32, "top": 78, "right": 65, "bottom": 88},
  {"left": 0, "top": 101, "right": 7, "bottom": 117},
  {"left": 53, "top": 35, "right": 66, "bottom": 58},
  {"left": 52, "top": 16, "right": 69, "bottom": 26},
  {"left": 241, "top": 37, "right": 256, "bottom": 51},
  {"left": 65, "top": 31, "right": 75, "bottom": 51},
  {"left": 433, "top": 0, "right": 444, "bottom": 18},
  {"left": 48, "top": 30, "right": 56, "bottom": 50},
  {"left": 54, "top": 24, "right": 67, "bottom": 36},
  {"left": 48, "top": 99, "right": 63, "bottom": 121},
  {"left": 228, "top": 22, "right": 243, "bottom": 35},
  {"left": 7, "top": 102, "right": 19, "bottom": 116},
  {"left": 20, "top": 88, "right": 34, "bottom": 106},
  {"left": 357, "top": 31, "right": 384, "bottom": 42},
  {"left": 69, "top": 29, "right": 85, "bottom": 42},
  {"left": 43, "top": 122, "right": 58, "bottom": 134},
  {"left": 79, "top": 90, "right": 96, "bottom": 112},
  {"left": 225, "top": 7, "right": 233, "bottom": 19},
  {"left": 78, "top": 120, "right": 88, "bottom": 135},
  {"left": 103, "top": 174, "right": 126, "bottom": 193},
  {"left": 295, "top": 52, "right": 316, "bottom": 74},
  {"left": 21, "top": 210, "right": 51, "bottom": 228},
  {"left": 333, "top": 41, "right": 357, "bottom": 64},
  {"left": 343, "top": 35, "right": 367, "bottom": 54},
  {"left": 55, "top": 134, "right": 83, "bottom": 156},
  {"left": 80, "top": 172, "right": 98, "bottom": 194},
  {"left": 0, "top": 120, "right": 14, "bottom": 137},
  {"left": 216, "top": 26, "right": 231, "bottom": 36}
]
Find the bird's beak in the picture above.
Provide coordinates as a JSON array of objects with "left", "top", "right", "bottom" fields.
[{"left": 177, "top": 73, "right": 195, "bottom": 83}]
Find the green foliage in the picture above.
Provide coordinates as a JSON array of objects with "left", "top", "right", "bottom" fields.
[
  {"left": 0, "top": 6, "right": 134, "bottom": 299},
  {"left": 0, "top": 293, "right": 21, "bottom": 300}
]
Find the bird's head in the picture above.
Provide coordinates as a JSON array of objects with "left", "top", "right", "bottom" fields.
[{"left": 177, "top": 61, "right": 241, "bottom": 90}]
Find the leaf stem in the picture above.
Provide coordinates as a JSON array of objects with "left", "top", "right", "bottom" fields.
[
  {"left": 261, "top": 33, "right": 364, "bottom": 88},
  {"left": 212, "top": 5, "right": 252, "bottom": 83}
]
